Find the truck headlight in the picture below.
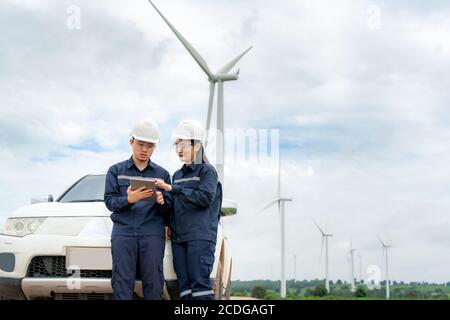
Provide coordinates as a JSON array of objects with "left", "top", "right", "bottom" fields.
[{"left": 1, "top": 218, "right": 46, "bottom": 237}]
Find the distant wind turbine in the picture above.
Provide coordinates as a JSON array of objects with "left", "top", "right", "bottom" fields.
[
  {"left": 314, "top": 221, "right": 333, "bottom": 293},
  {"left": 349, "top": 241, "right": 356, "bottom": 292},
  {"left": 257, "top": 152, "right": 293, "bottom": 298},
  {"left": 379, "top": 237, "right": 392, "bottom": 300},
  {"left": 147, "top": 0, "right": 252, "bottom": 184},
  {"left": 358, "top": 252, "right": 363, "bottom": 284},
  {"left": 293, "top": 253, "right": 297, "bottom": 282}
]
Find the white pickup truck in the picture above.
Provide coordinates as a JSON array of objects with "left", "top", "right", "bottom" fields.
[{"left": 0, "top": 173, "right": 235, "bottom": 300}]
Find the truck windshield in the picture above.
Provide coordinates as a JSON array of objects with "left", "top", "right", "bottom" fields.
[{"left": 58, "top": 175, "right": 106, "bottom": 203}]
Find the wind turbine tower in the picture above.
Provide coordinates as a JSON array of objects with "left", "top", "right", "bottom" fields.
[
  {"left": 293, "top": 253, "right": 297, "bottom": 282},
  {"left": 314, "top": 222, "right": 333, "bottom": 293},
  {"left": 257, "top": 152, "right": 293, "bottom": 298},
  {"left": 349, "top": 242, "right": 356, "bottom": 292},
  {"left": 359, "top": 252, "right": 363, "bottom": 284},
  {"left": 379, "top": 238, "right": 392, "bottom": 300}
]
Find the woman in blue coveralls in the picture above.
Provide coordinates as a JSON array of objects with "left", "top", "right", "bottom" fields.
[{"left": 156, "top": 119, "right": 222, "bottom": 300}]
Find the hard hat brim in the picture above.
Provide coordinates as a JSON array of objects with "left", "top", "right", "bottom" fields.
[
  {"left": 131, "top": 135, "right": 160, "bottom": 144},
  {"left": 171, "top": 134, "right": 205, "bottom": 142}
]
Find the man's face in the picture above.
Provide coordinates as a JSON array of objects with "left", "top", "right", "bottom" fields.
[{"left": 130, "top": 139, "right": 155, "bottom": 162}]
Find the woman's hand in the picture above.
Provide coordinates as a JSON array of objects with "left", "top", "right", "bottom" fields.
[
  {"left": 156, "top": 191, "right": 165, "bottom": 205},
  {"left": 156, "top": 179, "right": 172, "bottom": 192}
]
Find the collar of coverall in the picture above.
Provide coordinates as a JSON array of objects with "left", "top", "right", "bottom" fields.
[
  {"left": 182, "top": 162, "right": 201, "bottom": 172},
  {"left": 127, "top": 156, "right": 156, "bottom": 170}
]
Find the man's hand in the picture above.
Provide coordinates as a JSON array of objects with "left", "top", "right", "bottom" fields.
[
  {"left": 156, "top": 191, "right": 165, "bottom": 205},
  {"left": 156, "top": 179, "right": 172, "bottom": 192},
  {"left": 127, "top": 186, "right": 154, "bottom": 204}
]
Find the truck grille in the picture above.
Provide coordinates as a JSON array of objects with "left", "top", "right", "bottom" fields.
[
  {"left": 54, "top": 293, "right": 113, "bottom": 300},
  {"left": 27, "top": 256, "right": 113, "bottom": 278}
]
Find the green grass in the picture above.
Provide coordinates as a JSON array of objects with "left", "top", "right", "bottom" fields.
[{"left": 231, "top": 281, "right": 450, "bottom": 300}]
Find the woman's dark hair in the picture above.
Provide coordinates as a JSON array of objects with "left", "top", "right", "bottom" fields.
[{"left": 192, "top": 139, "right": 210, "bottom": 164}]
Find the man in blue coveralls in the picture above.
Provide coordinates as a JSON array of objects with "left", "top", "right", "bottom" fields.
[{"left": 104, "top": 119, "right": 171, "bottom": 300}]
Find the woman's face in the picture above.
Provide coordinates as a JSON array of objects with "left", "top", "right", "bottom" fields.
[
  {"left": 175, "top": 139, "right": 194, "bottom": 163},
  {"left": 174, "top": 139, "right": 201, "bottom": 164}
]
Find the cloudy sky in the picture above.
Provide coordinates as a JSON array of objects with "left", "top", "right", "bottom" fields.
[{"left": 1, "top": 0, "right": 450, "bottom": 283}]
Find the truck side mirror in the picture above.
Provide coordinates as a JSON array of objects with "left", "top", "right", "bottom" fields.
[{"left": 31, "top": 194, "right": 54, "bottom": 204}]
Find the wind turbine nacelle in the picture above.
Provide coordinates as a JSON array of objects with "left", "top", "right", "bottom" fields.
[{"left": 214, "top": 73, "right": 239, "bottom": 82}]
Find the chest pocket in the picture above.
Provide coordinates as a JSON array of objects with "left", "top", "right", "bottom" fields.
[{"left": 182, "top": 180, "right": 201, "bottom": 189}]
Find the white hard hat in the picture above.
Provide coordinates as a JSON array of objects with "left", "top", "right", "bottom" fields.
[
  {"left": 130, "top": 118, "right": 160, "bottom": 143},
  {"left": 172, "top": 119, "right": 205, "bottom": 142}
]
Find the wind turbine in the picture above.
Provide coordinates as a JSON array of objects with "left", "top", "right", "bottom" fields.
[
  {"left": 147, "top": 0, "right": 252, "bottom": 184},
  {"left": 358, "top": 252, "right": 363, "bottom": 284},
  {"left": 379, "top": 237, "right": 392, "bottom": 300},
  {"left": 314, "top": 221, "right": 333, "bottom": 293},
  {"left": 349, "top": 242, "right": 356, "bottom": 292},
  {"left": 257, "top": 152, "right": 293, "bottom": 298},
  {"left": 293, "top": 253, "right": 297, "bottom": 282}
]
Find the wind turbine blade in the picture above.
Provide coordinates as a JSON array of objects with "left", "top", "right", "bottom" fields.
[
  {"left": 378, "top": 236, "right": 386, "bottom": 247},
  {"left": 256, "top": 199, "right": 278, "bottom": 215},
  {"left": 147, "top": 0, "right": 214, "bottom": 78},
  {"left": 313, "top": 221, "right": 325, "bottom": 236},
  {"left": 205, "top": 82, "right": 215, "bottom": 148},
  {"left": 217, "top": 46, "right": 253, "bottom": 74}
]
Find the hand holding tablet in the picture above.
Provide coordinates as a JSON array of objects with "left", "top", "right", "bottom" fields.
[{"left": 127, "top": 177, "right": 157, "bottom": 203}]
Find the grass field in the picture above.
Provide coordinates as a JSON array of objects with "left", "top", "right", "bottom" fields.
[{"left": 231, "top": 280, "right": 450, "bottom": 300}]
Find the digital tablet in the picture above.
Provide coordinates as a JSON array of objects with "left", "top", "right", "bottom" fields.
[{"left": 129, "top": 177, "right": 157, "bottom": 202}]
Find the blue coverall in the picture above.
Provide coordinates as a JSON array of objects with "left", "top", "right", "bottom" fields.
[
  {"left": 104, "top": 157, "right": 171, "bottom": 300},
  {"left": 168, "top": 163, "right": 222, "bottom": 300}
]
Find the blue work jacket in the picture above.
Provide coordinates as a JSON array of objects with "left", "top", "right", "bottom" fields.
[{"left": 104, "top": 157, "right": 171, "bottom": 237}]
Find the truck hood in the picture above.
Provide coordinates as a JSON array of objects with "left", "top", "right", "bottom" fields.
[{"left": 9, "top": 202, "right": 111, "bottom": 218}]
